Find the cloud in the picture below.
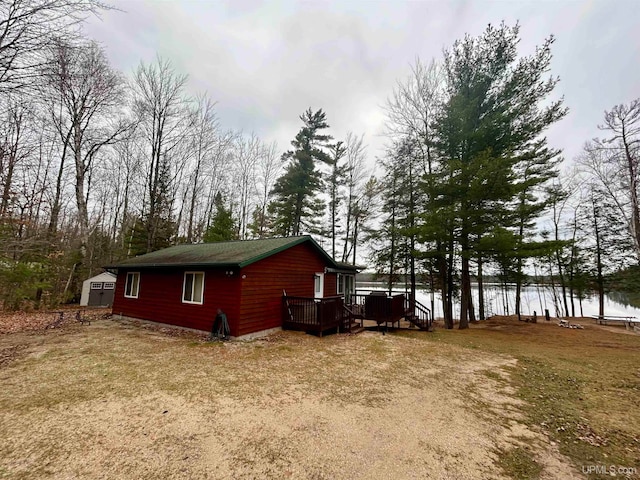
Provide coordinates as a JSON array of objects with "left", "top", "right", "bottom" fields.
[{"left": 83, "top": 0, "right": 640, "bottom": 168}]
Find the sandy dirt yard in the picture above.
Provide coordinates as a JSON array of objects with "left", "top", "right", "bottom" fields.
[{"left": 0, "top": 313, "right": 582, "bottom": 479}]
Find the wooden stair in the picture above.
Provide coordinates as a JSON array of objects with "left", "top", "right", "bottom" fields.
[
  {"left": 342, "top": 305, "right": 365, "bottom": 334},
  {"left": 348, "top": 320, "right": 365, "bottom": 334},
  {"left": 405, "top": 298, "right": 434, "bottom": 331},
  {"left": 405, "top": 314, "right": 431, "bottom": 331}
]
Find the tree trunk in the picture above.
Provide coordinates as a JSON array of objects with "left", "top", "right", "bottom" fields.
[
  {"left": 187, "top": 155, "right": 202, "bottom": 243},
  {"left": 445, "top": 237, "right": 455, "bottom": 328},
  {"left": 408, "top": 157, "right": 416, "bottom": 306},
  {"left": 553, "top": 219, "right": 570, "bottom": 317},
  {"left": 0, "top": 142, "right": 18, "bottom": 217},
  {"left": 48, "top": 130, "right": 72, "bottom": 234},
  {"left": 352, "top": 216, "right": 359, "bottom": 266},
  {"left": 73, "top": 127, "right": 89, "bottom": 259},
  {"left": 429, "top": 266, "right": 436, "bottom": 322},
  {"left": 388, "top": 208, "right": 396, "bottom": 297},
  {"left": 459, "top": 230, "right": 471, "bottom": 329},
  {"left": 478, "top": 254, "right": 485, "bottom": 320},
  {"left": 438, "top": 255, "right": 450, "bottom": 328},
  {"left": 342, "top": 187, "right": 353, "bottom": 262},
  {"left": 593, "top": 198, "right": 605, "bottom": 319},
  {"left": 621, "top": 122, "right": 640, "bottom": 259}
]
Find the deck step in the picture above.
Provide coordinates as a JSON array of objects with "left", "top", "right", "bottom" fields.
[{"left": 406, "top": 315, "right": 430, "bottom": 330}]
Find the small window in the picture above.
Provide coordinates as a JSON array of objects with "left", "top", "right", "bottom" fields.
[
  {"left": 314, "top": 273, "right": 324, "bottom": 299},
  {"left": 103, "top": 282, "right": 115, "bottom": 290},
  {"left": 345, "top": 275, "right": 355, "bottom": 302},
  {"left": 125, "top": 272, "right": 140, "bottom": 298},
  {"left": 337, "top": 274, "right": 355, "bottom": 302},
  {"left": 90, "top": 282, "right": 103, "bottom": 290},
  {"left": 183, "top": 272, "right": 204, "bottom": 304}
]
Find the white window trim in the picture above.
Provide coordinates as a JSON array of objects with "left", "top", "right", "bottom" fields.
[
  {"left": 345, "top": 274, "right": 355, "bottom": 293},
  {"left": 182, "top": 271, "right": 205, "bottom": 305},
  {"left": 90, "top": 282, "right": 103, "bottom": 290},
  {"left": 124, "top": 272, "right": 140, "bottom": 299},
  {"left": 103, "top": 282, "right": 115, "bottom": 290},
  {"left": 314, "top": 273, "right": 324, "bottom": 299}
]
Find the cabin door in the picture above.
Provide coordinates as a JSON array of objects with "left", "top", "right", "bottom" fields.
[{"left": 314, "top": 273, "right": 324, "bottom": 299}]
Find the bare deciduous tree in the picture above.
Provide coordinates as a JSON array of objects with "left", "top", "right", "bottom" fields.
[
  {"left": 593, "top": 100, "right": 640, "bottom": 259},
  {"left": 0, "top": 96, "right": 36, "bottom": 217},
  {"left": 251, "top": 140, "right": 281, "bottom": 238},
  {"left": 41, "top": 38, "right": 127, "bottom": 256},
  {"left": 0, "top": 0, "right": 110, "bottom": 94},
  {"left": 384, "top": 57, "right": 444, "bottom": 174},
  {"left": 233, "top": 132, "right": 260, "bottom": 239},
  {"left": 341, "top": 132, "right": 368, "bottom": 263},
  {"left": 132, "top": 56, "right": 189, "bottom": 252},
  {"left": 182, "top": 94, "right": 219, "bottom": 242}
]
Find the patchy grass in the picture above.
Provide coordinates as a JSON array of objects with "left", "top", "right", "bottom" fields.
[
  {"left": 496, "top": 446, "right": 543, "bottom": 480},
  {"left": 0, "top": 315, "right": 581, "bottom": 479},
  {"left": 403, "top": 317, "right": 640, "bottom": 479},
  {"left": 3, "top": 313, "right": 638, "bottom": 479}
]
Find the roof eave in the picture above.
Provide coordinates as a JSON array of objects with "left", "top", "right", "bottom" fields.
[
  {"left": 103, "top": 262, "right": 241, "bottom": 270},
  {"left": 326, "top": 266, "right": 362, "bottom": 273}
]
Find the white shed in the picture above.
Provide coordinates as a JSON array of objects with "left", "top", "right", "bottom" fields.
[{"left": 80, "top": 271, "right": 117, "bottom": 307}]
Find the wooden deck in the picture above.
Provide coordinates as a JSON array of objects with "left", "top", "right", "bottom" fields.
[
  {"left": 282, "top": 296, "right": 349, "bottom": 336},
  {"left": 282, "top": 292, "right": 433, "bottom": 336}
]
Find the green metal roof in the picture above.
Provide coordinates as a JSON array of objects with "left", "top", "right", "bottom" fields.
[{"left": 105, "top": 236, "right": 348, "bottom": 270}]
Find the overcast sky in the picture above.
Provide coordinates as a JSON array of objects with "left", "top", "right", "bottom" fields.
[{"left": 84, "top": 0, "right": 640, "bottom": 172}]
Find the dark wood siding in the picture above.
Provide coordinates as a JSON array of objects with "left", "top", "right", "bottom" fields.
[
  {"left": 111, "top": 240, "right": 340, "bottom": 338},
  {"left": 112, "top": 267, "right": 242, "bottom": 335},
  {"left": 324, "top": 273, "right": 337, "bottom": 298},
  {"left": 238, "top": 242, "right": 335, "bottom": 336}
]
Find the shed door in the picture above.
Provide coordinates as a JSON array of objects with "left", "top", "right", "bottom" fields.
[
  {"left": 88, "top": 281, "right": 115, "bottom": 306},
  {"left": 314, "top": 273, "right": 324, "bottom": 299}
]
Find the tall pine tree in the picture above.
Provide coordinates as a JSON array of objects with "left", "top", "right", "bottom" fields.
[
  {"left": 431, "top": 22, "right": 567, "bottom": 328},
  {"left": 270, "top": 109, "right": 333, "bottom": 236}
]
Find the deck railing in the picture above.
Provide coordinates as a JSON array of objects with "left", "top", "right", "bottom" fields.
[
  {"left": 347, "top": 293, "right": 406, "bottom": 325},
  {"left": 405, "top": 297, "right": 433, "bottom": 330},
  {"left": 282, "top": 292, "right": 434, "bottom": 335},
  {"left": 282, "top": 296, "right": 347, "bottom": 336},
  {"left": 347, "top": 292, "right": 433, "bottom": 329}
]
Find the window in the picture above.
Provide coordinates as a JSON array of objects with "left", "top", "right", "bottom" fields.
[
  {"left": 90, "top": 282, "right": 103, "bottom": 290},
  {"left": 345, "top": 275, "right": 355, "bottom": 302},
  {"left": 314, "top": 273, "right": 324, "bottom": 299},
  {"left": 124, "top": 272, "right": 140, "bottom": 298},
  {"left": 183, "top": 272, "right": 205, "bottom": 304},
  {"left": 338, "top": 274, "right": 355, "bottom": 302},
  {"left": 103, "top": 282, "right": 115, "bottom": 290}
]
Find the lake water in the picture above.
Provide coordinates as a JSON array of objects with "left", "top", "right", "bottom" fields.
[{"left": 356, "top": 282, "right": 640, "bottom": 319}]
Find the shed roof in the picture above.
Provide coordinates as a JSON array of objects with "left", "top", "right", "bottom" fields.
[
  {"left": 83, "top": 271, "right": 117, "bottom": 283},
  {"left": 105, "top": 236, "right": 359, "bottom": 270}
]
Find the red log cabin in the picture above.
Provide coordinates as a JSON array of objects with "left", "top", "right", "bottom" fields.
[{"left": 106, "top": 236, "right": 359, "bottom": 338}]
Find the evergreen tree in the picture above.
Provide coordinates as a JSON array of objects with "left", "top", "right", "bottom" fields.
[
  {"left": 430, "top": 22, "right": 567, "bottom": 328},
  {"left": 270, "top": 109, "right": 333, "bottom": 236},
  {"left": 369, "top": 140, "right": 418, "bottom": 296},
  {"left": 124, "top": 158, "right": 176, "bottom": 256},
  {"left": 367, "top": 155, "right": 402, "bottom": 295},
  {"left": 203, "top": 192, "right": 237, "bottom": 242}
]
